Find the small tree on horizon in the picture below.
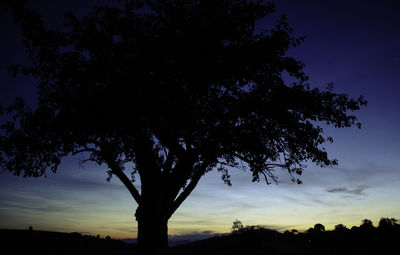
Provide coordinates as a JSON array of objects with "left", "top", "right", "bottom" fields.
[
  {"left": 0, "top": 0, "right": 366, "bottom": 254},
  {"left": 232, "top": 220, "right": 244, "bottom": 233},
  {"left": 378, "top": 217, "right": 398, "bottom": 229},
  {"left": 334, "top": 224, "right": 348, "bottom": 232},
  {"left": 313, "top": 223, "right": 325, "bottom": 232},
  {"left": 359, "top": 219, "right": 375, "bottom": 233}
]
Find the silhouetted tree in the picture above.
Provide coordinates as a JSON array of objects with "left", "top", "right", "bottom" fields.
[
  {"left": 378, "top": 217, "right": 398, "bottom": 229},
  {"left": 232, "top": 219, "right": 244, "bottom": 233},
  {"left": 350, "top": 226, "right": 359, "bottom": 232},
  {"left": 360, "top": 219, "right": 374, "bottom": 230},
  {"left": 334, "top": 224, "right": 348, "bottom": 232},
  {"left": 0, "top": 0, "right": 366, "bottom": 254},
  {"left": 313, "top": 223, "right": 325, "bottom": 232}
]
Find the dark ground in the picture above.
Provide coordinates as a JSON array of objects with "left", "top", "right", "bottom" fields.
[
  {"left": 0, "top": 229, "right": 136, "bottom": 255},
  {"left": 171, "top": 220, "right": 400, "bottom": 255},
  {"left": 1, "top": 219, "right": 399, "bottom": 255}
]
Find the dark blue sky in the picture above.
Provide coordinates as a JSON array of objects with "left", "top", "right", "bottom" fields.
[{"left": 0, "top": 0, "right": 399, "bottom": 238}]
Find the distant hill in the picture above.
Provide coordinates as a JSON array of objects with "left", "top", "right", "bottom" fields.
[
  {"left": 123, "top": 232, "right": 227, "bottom": 246},
  {"left": 0, "top": 229, "right": 136, "bottom": 255},
  {"left": 170, "top": 219, "right": 400, "bottom": 255},
  {"left": 170, "top": 228, "right": 298, "bottom": 255}
]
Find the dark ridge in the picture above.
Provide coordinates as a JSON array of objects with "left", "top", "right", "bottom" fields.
[
  {"left": 170, "top": 218, "right": 400, "bottom": 255},
  {"left": 0, "top": 229, "right": 136, "bottom": 255}
]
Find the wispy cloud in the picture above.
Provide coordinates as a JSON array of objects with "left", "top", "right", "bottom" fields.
[{"left": 326, "top": 185, "right": 369, "bottom": 195}]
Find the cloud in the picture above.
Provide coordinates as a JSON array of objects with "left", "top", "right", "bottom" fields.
[{"left": 326, "top": 185, "right": 369, "bottom": 195}]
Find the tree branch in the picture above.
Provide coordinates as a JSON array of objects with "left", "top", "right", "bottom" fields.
[
  {"left": 71, "top": 147, "right": 101, "bottom": 155},
  {"left": 132, "top": 132, "right": 162, "bottom": 185},
  {"left": 163, "top": 147, "right": 175, "bottom": 174},
  {"left": 167, "top": 166, "right": 205, "bottom": 218},
  {"left": 260, "top": 170, "right": 271, "bottom": 185},
  {"left": 112, "top": 167, "right": 142, "bottom": 205},
  {"left": 232, "top": 152, "right": 287, "bottom": 169},
  {"left": 101, "top": 151, "right": 142, "bottom": 205}
]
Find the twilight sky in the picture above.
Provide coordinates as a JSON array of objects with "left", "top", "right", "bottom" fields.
[{"left": 1, "top": 0, "right": 400, "bottom": 239}]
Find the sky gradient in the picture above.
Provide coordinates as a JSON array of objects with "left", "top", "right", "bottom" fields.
[{"left": 1, "top": 0, "right": 400, "bottom": 239}]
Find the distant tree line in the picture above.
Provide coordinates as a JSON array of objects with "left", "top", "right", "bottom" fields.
[
  {"left": 232, "top": 217, "right": 399, "bottom": 234},
  {"left": 171, "top": 217, "right": 400, "bottom": 255}
]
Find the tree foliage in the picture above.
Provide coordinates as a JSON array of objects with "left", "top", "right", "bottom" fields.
[
  {"left": 0, "top": 0, "right": 366, "bottom": 252},
  {"left": 0, "top": 0, "right": 365, "bottom": 187}
]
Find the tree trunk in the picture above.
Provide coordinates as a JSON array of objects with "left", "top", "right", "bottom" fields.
[{"left": 135, "top": 205, "right": 169, "bottom": 255}]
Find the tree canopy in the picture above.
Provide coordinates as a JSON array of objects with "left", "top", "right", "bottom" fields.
[{"left": 0, "top": 0, "right": 366, "bottom": 253}]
